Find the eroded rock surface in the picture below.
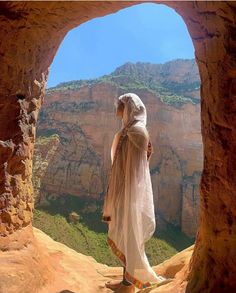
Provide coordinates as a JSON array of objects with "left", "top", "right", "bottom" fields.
[{"left": 32, "top": 226, "right": 193, "bottom": 293}]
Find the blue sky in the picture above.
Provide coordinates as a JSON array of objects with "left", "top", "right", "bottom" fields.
[{"left": 47, "top": 3, "right": 194, "bottom": 88}]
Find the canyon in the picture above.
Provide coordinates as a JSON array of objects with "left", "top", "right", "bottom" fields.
[{"left": 33, "top": 60, "right": 203, "bottom": 237}]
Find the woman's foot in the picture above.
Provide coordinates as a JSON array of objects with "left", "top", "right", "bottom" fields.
[
  {"left": 114, "top": 283, "right": 135, "bottom": 293},
  {"left": 105, "top": 280, "right": 123, "bottom": 291}
]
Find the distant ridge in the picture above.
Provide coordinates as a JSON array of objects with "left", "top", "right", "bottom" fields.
[{"left": 47, "top": 59, "right": 200, "bottom": 106}]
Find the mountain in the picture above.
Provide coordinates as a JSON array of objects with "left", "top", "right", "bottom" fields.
[
  {"left": 47, "top": 59, "right": 200, "bottom": 107},
  {"left": 33, "top": 59, "right": 202, "bottom": 253}
]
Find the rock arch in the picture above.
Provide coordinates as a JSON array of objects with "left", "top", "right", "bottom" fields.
[{"left": 0, "top": 2, "right": 236, "bottom": 292}]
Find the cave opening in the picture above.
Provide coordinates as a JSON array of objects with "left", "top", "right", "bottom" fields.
[{"left": 32, "top": 2, "right": 202, "bottom": 267}]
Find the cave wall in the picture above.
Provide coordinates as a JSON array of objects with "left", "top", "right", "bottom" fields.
[{"left": 0, "top": 1, "right": 236, "bottom": 293}]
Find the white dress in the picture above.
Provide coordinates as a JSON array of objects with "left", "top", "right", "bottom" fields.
[{"left": 102, "top": 93, "right": 161, "bottom": 289}]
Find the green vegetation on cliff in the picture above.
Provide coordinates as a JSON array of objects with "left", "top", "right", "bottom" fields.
[{"left": 46, "top": 59, "right": 200, "bottom": 107}]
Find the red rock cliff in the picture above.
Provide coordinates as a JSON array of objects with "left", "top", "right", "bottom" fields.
[{"left": 33, "top": 61, "right": 203, "bottom": 237}]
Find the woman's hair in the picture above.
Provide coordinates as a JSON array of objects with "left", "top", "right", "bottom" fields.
[{"left": 115, "top": 99, "right": 124, "bottom": 109}]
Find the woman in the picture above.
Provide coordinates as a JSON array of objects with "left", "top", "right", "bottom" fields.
[{"left": 102, "top": 93, "right": 166, "bottom": 292}]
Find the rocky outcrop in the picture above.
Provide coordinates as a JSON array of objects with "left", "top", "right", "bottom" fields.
[
  {"left": 32, "top": 226, "right": 193, "bottom": 293},
  {"left": 1, "top": 2, "right": 236, "bottom": 293},
  {"left": 0, "top": 225, "right": 54, "bottom": 293},
  {"left": 33, "top": 61, "right": 202, "bottom": 237}
]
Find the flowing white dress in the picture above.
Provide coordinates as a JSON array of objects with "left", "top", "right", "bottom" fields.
[{"left": 102, "top": 93, "right": 161, "bottom": 289}]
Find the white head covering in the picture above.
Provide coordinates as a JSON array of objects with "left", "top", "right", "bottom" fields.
[{"left": 117, "top": 93, "right": 147, "bottom": 128}]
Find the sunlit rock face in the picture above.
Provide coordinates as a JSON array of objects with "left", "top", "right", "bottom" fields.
[
  {"left": 1, "top": 2, "right": 236, "bottom": 293},
  {"left": 33, "top": 226, "right": 194, "bottom": 293},
  {"left": 33, "top": 60, "right": 203, "bottom": 237}
]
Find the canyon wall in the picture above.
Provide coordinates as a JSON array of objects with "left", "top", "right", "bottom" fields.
[{"left": 33, "top": 61, "right": 203, "bottom": 237}]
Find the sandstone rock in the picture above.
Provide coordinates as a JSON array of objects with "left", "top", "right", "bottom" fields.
[
  {"left": 33, "top": 226, "right": 119, "bottom": 293},
  {"left": 1, "top": 2, "right": 236, "bottom": 293},
  {"left": 32, "top": 226, "right": 193, "bottom": 293},
  {"left": 32, "top": 134, "right": 60, "bottom": 205},
  {"left": 69, "top": 211, "right": 80, "bottom": 223},
  {"left": 181, "top": 172, "right": 201, "bottom": 237},
  {"left": 0, "top": 225, "right": 54, "bottom": 293}
]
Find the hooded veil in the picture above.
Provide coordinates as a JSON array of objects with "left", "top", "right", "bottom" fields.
[{"left": 102, "top": 93, "right": 161, "bottom": 289}]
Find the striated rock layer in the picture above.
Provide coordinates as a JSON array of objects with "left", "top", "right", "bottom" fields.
[{"left": 0, "top": 2, "right": 236, "bottom": 293}]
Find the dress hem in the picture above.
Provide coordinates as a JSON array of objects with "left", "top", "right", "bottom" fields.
[{"left": 107, "top": 236, "right": 152, "bottom": 289}]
